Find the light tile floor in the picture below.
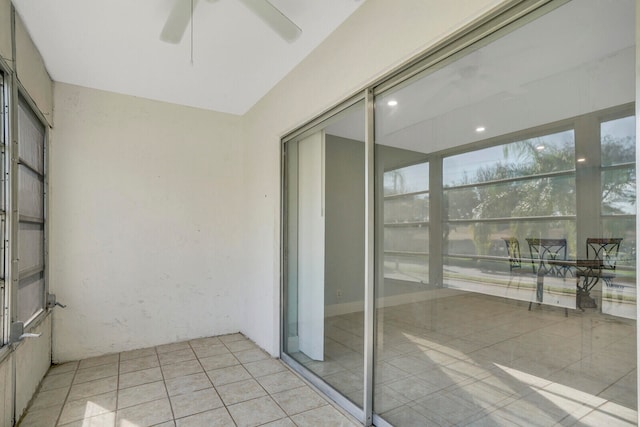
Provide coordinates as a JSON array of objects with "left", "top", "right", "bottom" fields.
[
  {"left": 18, "top": 333, "right": 360, "bottom": 427},
  {"left": 292, "top": 291, "right": 638, "bottom": 426}
]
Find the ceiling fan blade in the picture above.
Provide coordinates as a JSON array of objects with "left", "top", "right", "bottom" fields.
[
  {"left": 238, "top": 0, "right": 301, "bottom": 43},
  {"left": 161, "top": 0, "right": 200, "bottom": 44}
]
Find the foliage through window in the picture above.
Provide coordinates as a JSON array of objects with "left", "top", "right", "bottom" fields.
[
  {"left": 383, "top": 162, "right": 429, "bottom": 283},
  {"left": 443, "top": 130, "right": 577, "bottom": 261}
]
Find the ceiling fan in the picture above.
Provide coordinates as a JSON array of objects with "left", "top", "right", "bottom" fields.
[{"left": 160, "top": 0, "right": 302, "bottom": 44}]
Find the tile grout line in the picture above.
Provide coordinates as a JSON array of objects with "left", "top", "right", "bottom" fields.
[
  {"left": 218, "top": 335, "right": 281, "bottom": 426},
  {"left": 213, "top": 335, "right": 326, "bottom": 425},
  {"left": 52, "top": 362, "right": 79, "bottom": 427},
  {"left": 153, "top": 345, "right": 177, "bottom": 426},
  {"left": 113, "top": 352, "right": 121, "bottom": 425},
  {"left": 277, "top": 358, "right": 362, "bottom": 424},
  {"left": 189, "top": 337, "right": 238, "bottom": 426}
]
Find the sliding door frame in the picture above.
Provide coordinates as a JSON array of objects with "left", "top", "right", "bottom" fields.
[
  {"left": 280, "top": 92, "right": 368, "bottom": 423},
  {"left": 279, "top": 1, "right": 628, "bottom": 426}
]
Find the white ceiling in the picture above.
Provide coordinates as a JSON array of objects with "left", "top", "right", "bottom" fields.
[
  {"left": 396, "top": 0, "right": 633, "bottom": 154},
  {"left": 325, "top": 0, "right": 635, "bottom": 155},
  {"left": 11, "top": 0, "right": 365, "bottom": 115}
]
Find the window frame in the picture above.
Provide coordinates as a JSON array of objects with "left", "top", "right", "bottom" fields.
[
  {"left": 11, "top": 85, "right": 49, "bottom": 332},
  {"left": 0, "top": 70, "right": 7, "bottom": 346},
  {"left": 441, "top": 124, "right": 578, "bottom": 266},
  {"left": 279, "top": 1, "right": 635, "bottom": 425},
  {"left": 382, "top": 160, "right": 430, "bottom": 284}
]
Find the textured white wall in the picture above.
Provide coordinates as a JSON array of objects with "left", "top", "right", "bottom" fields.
[
  {"left": 240, "top": 0, "right": 507, "bottom": 355},
  {"left": 50, "top": 83, "right": 244, "bottom": 361}
]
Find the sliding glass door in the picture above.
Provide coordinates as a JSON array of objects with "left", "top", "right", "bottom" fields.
[
  {"left": 282, "top": 1, "right": 637, "bottom": 425},
  {"left": 373, "top": 0, "right": 636, "bottom": 424},
  {"left": 283, "top": 101, "right": 367, "bottom": 409}
]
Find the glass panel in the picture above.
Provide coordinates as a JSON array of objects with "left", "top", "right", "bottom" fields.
[
  {"left": 384, "top": 226, "right": 428, "bottom": 253},
  {"left": 599, "top": 116, "right": 636, "bottom": 319},
  {"left": 443, "top": 130, "right": 575, "bottom": 187},
  {"left": 384, "top": 194, "right": 429, "bottom": 223},
  {"left": 17, "top": 99, "right": 45, "bottom": 174},
  {"left": 19, "top": 165, "right": 45, "bottom": 219},
  {"left": 373, "top": 1, "right": 636, "bottom": 425},
  {"left": 602, "top": 116, "right": 635, "bottom": 166},
  {"left": 601, "top": 167, "right": 636, "bottom": 215},
  {"left": 382, "top": 159, "right": 430, "bottom": 288},
  {"left": 445, "top": 175, "right": 576, "bottom": 220},
  {"left": 19, "top": 222, "right": 44, "bottom": 273},
  {"left": 384, "top": 162, "right": 429, "bottom": 196},
  {"left": 283, "top": 101, "right": 366, "bottom": 407},
  {"left": 444, "top": 219, "right": 577, "bottom": 257},
  {"left": 601, "top": 217, "right": 636, "bottom": 319},
  {"left": 17, "top": 272, "right": 44, "bottom": 323},
  {"left": 384, "top": 253, "right": 428, "bottom": 283},
  {"left": 601, "top": 116, "right": 636, "bottom": 216}
]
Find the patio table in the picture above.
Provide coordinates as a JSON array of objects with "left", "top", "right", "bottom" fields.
[{"left": 547, "top": 259, "right": 604, "bottom": 310}]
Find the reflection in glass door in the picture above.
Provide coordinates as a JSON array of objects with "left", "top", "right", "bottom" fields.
[
  {"left": 373, "top": 0, "right": 636, "bottom": 425},
  {"left": 282, "top": 1, "right": 637, "bottom": 426},
  {"left": 283, "top": 101, "right": 367, "bottom": 408}
]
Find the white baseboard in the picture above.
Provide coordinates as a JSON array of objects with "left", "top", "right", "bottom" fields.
[{"left": 325, "top": 289, "right": 456, "bottom": 317}]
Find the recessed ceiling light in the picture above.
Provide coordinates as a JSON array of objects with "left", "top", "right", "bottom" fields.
[
  {"left": 387, "top": 100, "right": 398, "bottom": 107},
  {"left": 475, "top": 126, "right": 485, "bottom": 133},
  {"left": 536, "top": 145, "right": 545, "bottom": 151},
  {"left": 577, "top": 157, "right": 586, "bottom": 163}
]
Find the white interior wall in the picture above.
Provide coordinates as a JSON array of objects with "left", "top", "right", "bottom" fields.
[
  {"left": 240, "top": 0, "right": 507, "bottom": 355},
  {"left": 50, "top": 83, "right": 244, "bottom": 362}
]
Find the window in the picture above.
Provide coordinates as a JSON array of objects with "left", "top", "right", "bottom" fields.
[
  {"left": 383, "top": 161, "right": 429, "bottom": 283},
  {"left": 600, "top": 114, "right": 636, "bottom": 318},
  {"left": 282, "top": 101, "right": 366, "bottom": 408},
  {"left": 283, "top": 1, "right": 637, "bottom": 425},
  {"left": 16, "top": 97, "right": 46, "bottom": 325},
  {"left": 442, "top": 129, "right": 577, "bottom": 290}
]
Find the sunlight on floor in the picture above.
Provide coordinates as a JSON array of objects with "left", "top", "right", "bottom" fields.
[
  {"left": 494, "top": 363, "right": 637, "bottom": 425},
  {"left": 73, "top": 401, "right": 117, "bottom": 426}
]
